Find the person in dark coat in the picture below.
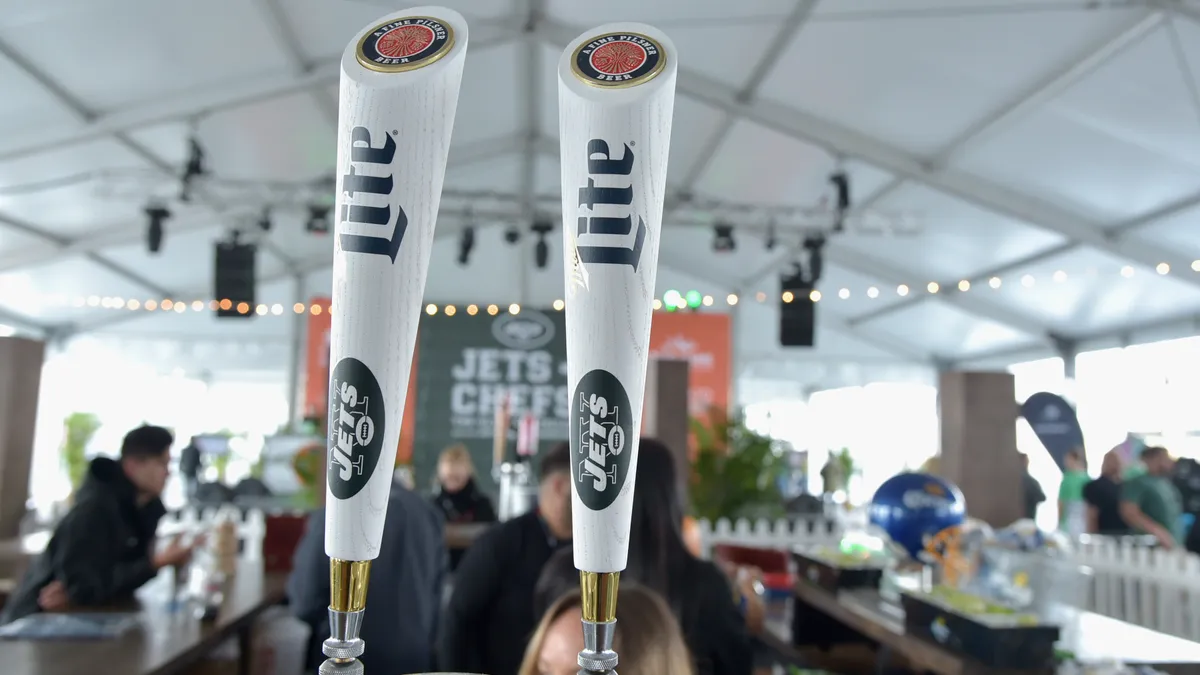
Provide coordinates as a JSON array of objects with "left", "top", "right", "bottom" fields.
[
  {"left": 431, "top": 444, "right": 496, "bottom": 570},
  {"left": 288, "top": 477, "right": 447, "bottom": 674},
  {"left": 178, "top": 437, "right": 202, "bottom": 502},
  {"left": 438, "top": 442, "right": 573, "bottom": 675},
  {"left": 432, "top": 443, "right": 497, "bottom": 523},
  {"left": 1, "top": 425, "right": 193, "bottom": 624}
]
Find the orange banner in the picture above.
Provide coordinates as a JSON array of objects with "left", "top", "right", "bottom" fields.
[
  {"left": 648, "top": 311, "right": 733, "bottom": 431},
  {"left": 302, "top": 296, "right": 418, "bottom": 465}
]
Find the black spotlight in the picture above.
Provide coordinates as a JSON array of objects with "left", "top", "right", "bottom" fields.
[
  {"left": 531, "top": 220, "right": 553, "bottom": 269},
  {"left": 145, "top": 205, "right": 171, "bottom": 254},
  {"left": 712, "top": 224, "right": 736, "bottom": 253},
  {"left": 457, "top": 226, "right": 475, "bottom": 266},
  {"left": 503, "top": 224, "right": 521, "bottom": 245},
  {"left": 305, "top": 204, "right": 331, "bottom": 234}
]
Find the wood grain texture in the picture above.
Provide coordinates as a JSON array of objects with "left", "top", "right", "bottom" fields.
[
  {"left": 559, "top": 23, "right": 678, "bottom": 573},
  {"left": 324, "top": 6, "right": 467, "bottom": 562}
]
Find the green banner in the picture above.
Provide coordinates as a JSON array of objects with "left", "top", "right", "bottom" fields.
[{"left": 412, "top": 308, "right": 569, "bottom": 498}]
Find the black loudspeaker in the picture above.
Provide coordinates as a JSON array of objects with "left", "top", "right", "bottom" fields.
[
  {"left": 780, "top": 293, "right": 816, "bottom": 347},
  {"left": 779, "top": 267, "right": 816, "bottom": 347},
  {"left": 214, "top": 242, "right": 257, "bottom": 318}
]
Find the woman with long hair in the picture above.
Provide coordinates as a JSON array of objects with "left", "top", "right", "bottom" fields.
[
  {"left": 534, "top": 438, "right": 753, "bottom": 675},
  {"left": 519, "top": 585, "right": 694, "bottom": 675}
]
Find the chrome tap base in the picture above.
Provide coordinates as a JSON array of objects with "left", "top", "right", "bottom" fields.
[
  {"left": 318, "top": 656, "right": 364, "bottom": 675},
  {"left": 321, "top": 607, "right": 366, "bottom": 674},
  {"left": 577, "top": 618, "right": 618, "bottom": 674}
]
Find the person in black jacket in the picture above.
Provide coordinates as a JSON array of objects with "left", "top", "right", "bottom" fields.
[
  {"left": 288, "top": 475, "right": 446, "bottom": 674},
  {"left": 625, "top": 438, "right": 753, "bottom": 675},
  {"left": 532, "top": 438, "right": 752, "bottom": 675},
  {"left": 438, "top": 442, "right": 573, "bottom": 675},
  {"left": 431, "top": 444, "right": 497, "bottom": 570},
  {"left": 1, "top": 425, "right": 194, "bottom": 624}
]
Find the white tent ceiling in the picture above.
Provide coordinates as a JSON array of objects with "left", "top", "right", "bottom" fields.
[{"left": 2, "top": 0, "right": 1200, "bottom": 389}]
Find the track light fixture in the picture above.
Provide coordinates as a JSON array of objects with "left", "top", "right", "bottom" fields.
[
  {"left": 179, "top": 136, "right": 207, "bottom": 202},
  {"left": 531, "top": 219, "right": 553, "bottom": 269},
  {"left": 305, "top": 204, "right": 331, "bottom": 234},
  {"left": 829, "top": 171, "right": 850, "bottom": 232},
  {"left": 712, "top": 223, "right": 736, "bottom": 253},
  {"left": 145, "top": 204, "right": 171, "bottom": 254},
  {"left": 458, "top": 226, "right": 475, "bottom": 266}
]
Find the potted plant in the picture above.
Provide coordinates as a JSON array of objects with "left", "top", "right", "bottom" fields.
[
  {"left": 689, "top": 407, "right": 787, "bottom": 522},
  {"left": 61, "top": 413, "right": 101, "bottom": 498}
]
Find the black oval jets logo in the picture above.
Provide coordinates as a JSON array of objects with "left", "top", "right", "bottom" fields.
[
  {"left": 491, "top": 311, "right": 556, "bottom": 351},
  {"left": 570, "top": 369, "right": 634, "bottom": 511},
  {"left": 356, "top": 16, "right": 455, "bottom": 73},
  {"left": 571, "top": 32, "right": 666, "bottom": 88},
  {"left": 327, "top": 357, "right": 386, "bottom": 500}
]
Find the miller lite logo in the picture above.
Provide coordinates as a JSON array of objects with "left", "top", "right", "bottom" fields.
[
  {"left": 327, "top": 357, "right": 386, "bottom": 500},
  {"left": 571, "top": 32, "right": 666, "bottom": 88},
  {"left": 570, "top": 369, "right": 634, "bottom": 511},
  {"left": 338, "top": 126, "right": 408, "bottom": 263},
  {"left": 567, "top": 139, "right": 647, "bottom": 291},
  {"left": 356, "top": 16, "right": 455, "bottom": 73}
]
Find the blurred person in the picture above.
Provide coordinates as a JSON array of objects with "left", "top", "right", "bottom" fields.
[
  {"left": 439, "top": 442, "right": 572, "bottom": 675},
  {"left": 1058, "top": 449, "right": 1089, "bottom": 531},
  {"left": 288, "top": 448, "right": 446, "bottom": 674},
  {"left": 179, "top": 436, "right": 202, "bottom": 502},
  {"left": 1083, "top": 450, "right": 1129, "bottom": 535},
  {"left": 1121, "top": 446, "right": 1183, "bottom": 549},
  {"left": 1020, "top": 452, "right": 1046, "bottom": 520},
  {"left": 623, "top": 438, "right": 752, "bottom": 675},
  {"left": 519, "top": 586, "right": 694, "bottom": 675},
  {"left": 2, "top": 425, "right": 194, "bottom": 624},
  {"left": 431, "top": 443, "right": 496, "bottom": 570}
]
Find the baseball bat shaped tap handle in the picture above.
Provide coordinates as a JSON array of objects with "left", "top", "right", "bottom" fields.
[
  {"left": 557, "top": 22, "right": 678, "bottom": 675},
  {"left": 320, "top": 7, "right": 468, "bottom": 675}
]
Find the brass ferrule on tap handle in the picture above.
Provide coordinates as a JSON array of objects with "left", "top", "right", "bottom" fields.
[
  {"left": 577, "top": 571, "right": 620, "bottom": 674},
  {"left": 320, "top": 559, "right": 373, "bottom": 675}
]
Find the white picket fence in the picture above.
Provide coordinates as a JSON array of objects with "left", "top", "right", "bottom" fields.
[{"left": 165, "top": 508, "right": 1200, "bottom": 642}]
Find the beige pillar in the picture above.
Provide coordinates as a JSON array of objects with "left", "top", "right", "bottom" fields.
[
  {"left": 642, "top": 358, "right": 690, "bottom": 502},
  {"left": 0, "top": 337, "right": 46, "bottom": 539},
  {"left": 938, "top": 370, "right": 1022, "bottom": 528}
]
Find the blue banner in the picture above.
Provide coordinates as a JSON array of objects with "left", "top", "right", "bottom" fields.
[{"left": 1020, "top": 392, "right": 1084, "bottom": 472}]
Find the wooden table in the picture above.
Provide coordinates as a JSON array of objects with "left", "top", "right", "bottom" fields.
[
  {"left": 0, "top": 561, "right": 287, "bottom": 675},
  {"left": 773, "top": 583, "right": 1200, "bottom": 675}
]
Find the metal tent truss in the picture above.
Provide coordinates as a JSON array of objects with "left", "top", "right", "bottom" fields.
[{"left": 0, "top": 0, "right": 1197, "bottom": 366}]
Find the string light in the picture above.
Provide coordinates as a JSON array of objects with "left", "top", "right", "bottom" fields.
[{"left": 21, "top": 263, "right": 1200, "bottom": 318}]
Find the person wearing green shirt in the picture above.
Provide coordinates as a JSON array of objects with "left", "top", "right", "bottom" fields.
[
  {"left": 1120, "top": 446, "right": 1182, "bottom": 549},
  {"left": 1058, "top": 450, "right": 1090, "bottom": 532}
]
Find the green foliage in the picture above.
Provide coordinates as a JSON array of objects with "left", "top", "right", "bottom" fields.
[
  {"left": 689, "top": 410, "right": 787, "bottom": 521},
  {"left": 62, "top": 413, "right": 101, "bottom": 489}
]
